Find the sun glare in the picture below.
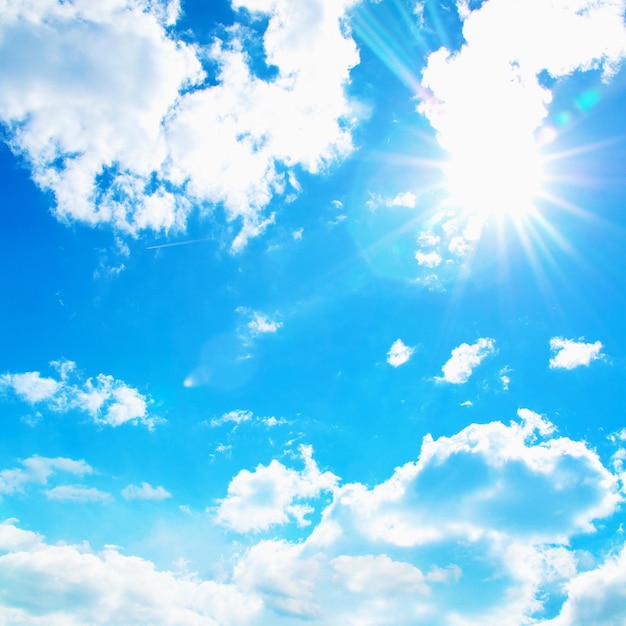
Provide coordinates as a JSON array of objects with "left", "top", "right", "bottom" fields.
[{"left": 443, "top": 134, "right": 544, "bottom": 220}]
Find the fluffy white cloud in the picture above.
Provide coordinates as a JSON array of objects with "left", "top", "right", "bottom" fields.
[
  {"left": 0, "top": 411, "right": 623, "bottom": 625},
  {"left": 0, "top": 359, "right": 156, "bottom": 428},
  {"left": 121, "top": 482, "right": 172, "bottom": 501},
  {"left": 0, "top": 520, "right": 261, "bottom": 626},
  {"left": 418, "top": 0, "right": 626, "bottom": 217},
  {"left": 228, "top": 410, "right": 623, "bottom": 624},
  {"left": 543, "top": 545, "right": 626, "bottom": 626},
  {"left": 436, "top": 337, "right": 495, "bottom": 383},
  {"left": 0, "top": 0, "right": 362, "bottom": 250},
  {"left": 216, "top": 445, "right": 338, "bottom": 533},
  {"left": 45, "top": 485, "right": 113, "bottom": 504},
  {"left": 387, "top": 339, "right": 414, "bottom": 367},
  {"left": 0, "top": 456, "right": 91, "bottom": 496},
  {"left": 549, "top": 337, "right": 604, "bottom": 370}
]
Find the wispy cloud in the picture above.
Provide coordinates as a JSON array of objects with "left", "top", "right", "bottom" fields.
[
  {"left": 0, "top": 456, "right": 92, "bottom": 496},
  {"left": 436, "top": 337, "right": 496, "bottom": 384},
  {"left": 0, "top": 359, "right": 158, "bottom": 429},
  {"left": 122, "top": 482, "right": 171, "bottom": 502},
  {"left": 549, "top": 337, "right": 604, "bottom": 370},
  {"left": 45, "top": 485, "right": 113, "bottom": 504}
]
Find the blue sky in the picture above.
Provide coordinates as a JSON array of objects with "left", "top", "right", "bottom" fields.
[{"left": 1, "top": 0, "right": 626, "bottom": 624}]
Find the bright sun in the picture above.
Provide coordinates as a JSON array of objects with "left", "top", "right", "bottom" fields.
[{"left": 443, "top": 132, "right": 544, "bottom": 221}]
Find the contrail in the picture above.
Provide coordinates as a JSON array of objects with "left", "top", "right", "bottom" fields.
[{"left": 146, "top": 237, "right": 212, "bottom": 250}]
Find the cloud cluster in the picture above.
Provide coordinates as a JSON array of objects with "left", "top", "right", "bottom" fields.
[
  {"left": 0, "top": 411, "right": 623, "bottom": 624},
  {"left": 549, "top": 337, "right": 605, "bottom": 370},
  {"left": 0, "top": 0, "right": 361, "bottom": 249},
  {"left": 0, "top": 359, "right": 156, "bottom": 428}
]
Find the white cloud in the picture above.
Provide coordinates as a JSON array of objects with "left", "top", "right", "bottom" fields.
[
  {"left": 122, "top": 482, "right": 172, "bottom": 501},
  {"left": 45, "top": 485, "right": 113, "bottom": 504},
  {"left": 387, "top": 339, "right": 414, "bottom": 367},
  {"left": 417, "top": 231, "right": 440, "bottom": 247},
  {"left": 0, "top": 412, "right": 624, "bottom": 625},
  {"left": 0, "top": 372, "right": 59, "bottom": 403},
  {"left": 549, "top": 337, "right": 604, "bottom": 370},
  {"left": 216, "top": 445, "right": 338, "bottom": 533},
  {"left": 543, "top": 545, "right": 626, "bottom": 626},
  {"left": 247, "top": 312, "right": 282, "bottom": 337},
  {"left": 0, "top": 456, "right": 92, "bottom": 496},
  {"left": 0, "top": 0, "right": 361, "bottom": 250},
  {"left": 229, "top": 410, "right": 623, "bottom": 624},
  {"left": 436, "top": 337, "right": 496, "bottom": 384},
  {"left": 0, "top": 520, "right": 262, "bottom": 626},
  {"left": 331, "top": 554, "right": 431, "bottom": 595},
  {"left": 367, "top": 191, "right": 418, "bottom": 210},
  {"left": 415, "top": 250, "right": 443, "bottom": 268},
  {"left": 210, "top": 409, "right": 254, "bottom": 428},
  {"left": 417, "top": 0, "right": 626, "bottom": 217},
  {"left": 0, "top": 359, "right": 156, "bottom": 428}
]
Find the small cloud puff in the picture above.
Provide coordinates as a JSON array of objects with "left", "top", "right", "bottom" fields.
[
  {"left": 436, "top": 337, "right": 496, "bottom": 384},
  {"left": 549, "top": 337, "right": 604, "bottom": 370},
  {"left": 387, "top": 339, "right": 414, "bottom": 367},
  {"left": 122, "top": 482, "right": 171, "bottom": 501}
]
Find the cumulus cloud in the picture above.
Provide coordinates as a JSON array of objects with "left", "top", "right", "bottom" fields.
[
  {"left": 0, "top": 520, "right": 261, "bottom": 626},
  {"left": 0, "top": 359, "right": 156, "bottom": 428},
  {"left": 0, "top": 0, "right": 362, "bottom": 250},
  {"left": 549, "top": 337, "right": 604, "bottom": 370},
  {"left": 387, "top": 339, "right": 414, "bottom": 367},
  {"left": 0, "top": 456, "right": 91, "bottom": 497},
  {"left": 122, "top": 482, "right": 172, "bottom": 501},
  {"left": 436, "top": 337, "right": 495, "bottom": 383},
  {"left": 0, "top": 411, "right": 623, "bottom": 624},
  {"left": 228, "top": 409, "right": 623, "bottom": 624},
  {"left": 216, "top": 445, "right": 338, "bottom": 533}
]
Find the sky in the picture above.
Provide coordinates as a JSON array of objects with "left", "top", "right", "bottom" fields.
[{"left": 1, "top": 0, "right": 626, "bottom": 624}]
